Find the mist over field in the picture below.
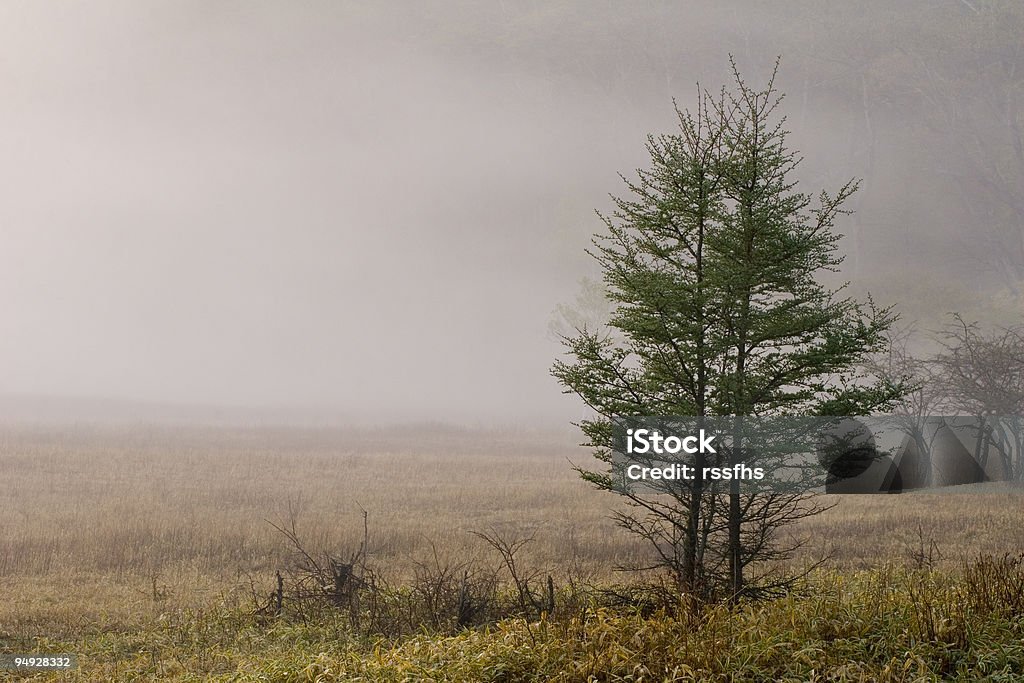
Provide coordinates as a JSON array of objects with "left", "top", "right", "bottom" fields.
[
  {"left": 1, "top": 1, "right": 1020, "bottom": 424},
  {"left": 6, "top": 6, "right": 1024, "bottom": 680}
]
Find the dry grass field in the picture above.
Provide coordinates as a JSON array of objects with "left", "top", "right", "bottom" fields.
[
  {"left": 0, "top": 423, "right": 621, "bottom": 642},
  {"left": 3, "top": 422, "right": 1024, "bottom": 680},
  {"left": 2, "top": 423, "right": 1022, "bottom": 602}
]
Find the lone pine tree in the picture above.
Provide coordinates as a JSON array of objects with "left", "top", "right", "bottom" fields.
[{"left": 552, "top": 61, "right": 904, "bottom": 601}]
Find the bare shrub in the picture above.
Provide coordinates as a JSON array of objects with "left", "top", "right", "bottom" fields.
[
  {"left": 263, "top": 501, "right": 376, "bottom": 627},
  {"left": 962, "top": 553, "right": 1024, "bottom": 619},
  {"left": 403, "top": 543, "right": 498, "bottom": 633}
]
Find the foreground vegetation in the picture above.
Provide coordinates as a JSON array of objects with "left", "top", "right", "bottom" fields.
[{"left": 4, "top": 561, "right": 1024, "bottom": 681}]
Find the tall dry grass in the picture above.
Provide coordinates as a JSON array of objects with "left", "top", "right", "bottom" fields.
[
  {"left": 2, "top": 421, "right": 1024, "bottom": 635},
  {"left": 0, "top": 423, "right": 629, "bottom": 581}
]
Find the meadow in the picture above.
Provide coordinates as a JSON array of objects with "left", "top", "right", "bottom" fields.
[{"left": 3, "top": 423, "right": 1024, "bottom": 680}]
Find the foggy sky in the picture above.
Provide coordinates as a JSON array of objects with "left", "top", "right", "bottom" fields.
[{"left": 0, "top": 1, "right": 1016, "bottom": 423}]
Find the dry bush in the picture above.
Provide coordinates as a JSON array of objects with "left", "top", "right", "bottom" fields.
[{"left": 962, "top": 553, "right": 1024, "bottom": 619}]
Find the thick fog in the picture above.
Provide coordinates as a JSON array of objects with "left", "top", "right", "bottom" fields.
[{"left": 1, "top": 1, "right": 1021, "bottom": 424}]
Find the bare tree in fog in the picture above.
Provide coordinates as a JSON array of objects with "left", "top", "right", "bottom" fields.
[
  {"left": 865, "top": 326, "right": 943, "bottom": 486},
  {"left": 931, "top": 315, "right": 1024, "bottom": 480},
  {"left": 934, "top": 315, "right": 1024, "bottom": 418}
]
